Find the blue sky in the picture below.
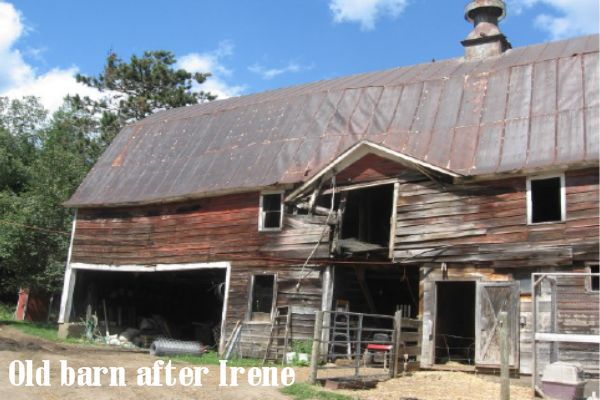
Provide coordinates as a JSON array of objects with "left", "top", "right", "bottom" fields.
[{"left": 1, "top": 0, "right": 598, "bottom": 111}]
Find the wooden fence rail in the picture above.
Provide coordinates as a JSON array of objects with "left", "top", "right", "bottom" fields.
[{"left": 309, "top": 310, "right": 423, "bottom": 384}]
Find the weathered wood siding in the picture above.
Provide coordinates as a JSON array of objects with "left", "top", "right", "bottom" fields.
[
  {"left": 555, "top": 273, "right": 599, "bottom": 374},
  {"left": 395, "top": 168, "right": 599, "bottom": 267},
  {"left": 72, "top": 192, "right": 327, "bottom": 357},
  {"left": 226, "top": 265, "right": 322, "bottom": 358},
  {"left": 73, "top": 192, "right": 328, "bottom": 265},
  {"left": 73, "top": 193, "right": 265, "bottom": 265}
]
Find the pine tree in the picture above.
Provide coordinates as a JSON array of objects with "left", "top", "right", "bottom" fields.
[{"left": 71, "top": 50, "right": 216, "bottom": 148}]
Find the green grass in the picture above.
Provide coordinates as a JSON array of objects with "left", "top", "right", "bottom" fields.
[
  {"left": 6, "top": 320, "right": 91, "bottom": 345},
  {"left": 168, "top": 352, "right": 265, "bottom": 367},
  {"left": 281, "top": 383, "right": 353, "bottom": 400},
  {"left": 0, "top": 303, "right": 15, "bottom": 321}
]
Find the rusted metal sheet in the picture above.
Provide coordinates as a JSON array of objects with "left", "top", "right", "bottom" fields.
[{"left": 66, "top": 35, "right": 599, "bottom": 208}]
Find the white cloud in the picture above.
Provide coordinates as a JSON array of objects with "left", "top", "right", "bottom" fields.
[
  {"left": 2, "top": 67, "right": 101, "bottom": 112},
  {"left": 177, "top": 41, "right": 245, "bottom": 99},
  {"left": 508, "top": 0, "right": 599, "bottom": 39},
  {"left": 329, "top": 0, "right": 409, "bottom": 30},
  {"left": 0, "top": 1, "right": 101, "bottom": 112},
  {"left": 248, "top": 62, "right": 314, "bottom": 80}
]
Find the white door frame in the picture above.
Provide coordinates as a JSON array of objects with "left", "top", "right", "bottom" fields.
[{"left": 58, "top": 260, "right": 232, "bottom": 354}]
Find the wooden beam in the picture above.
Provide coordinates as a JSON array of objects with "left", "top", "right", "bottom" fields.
[{"left": 354, "top": 266, "right": 378, "bottom": 314}]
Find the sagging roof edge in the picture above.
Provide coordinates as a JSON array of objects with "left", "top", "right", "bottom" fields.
[{"left": 63, "top": 137, "right": 599, "bottom": 210}]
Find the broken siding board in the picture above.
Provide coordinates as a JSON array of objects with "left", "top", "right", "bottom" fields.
[{"left": 393, "top": 168, "right": 598, "bottom": 265}]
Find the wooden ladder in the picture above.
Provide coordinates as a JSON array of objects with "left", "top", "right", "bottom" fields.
[
  {"left": 262, "top": 306, "right": 291, "bottom": 365},
  {"left": 329, "top": 299, "right": 352, "bottom": 360}
]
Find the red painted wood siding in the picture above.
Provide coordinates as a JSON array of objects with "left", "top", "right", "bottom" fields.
[
  {"left": 72, "top": 192, "right": 266, "bottom": 265},
  {"left": 335, "top": 153, "right": 421, "bottom": 184}
]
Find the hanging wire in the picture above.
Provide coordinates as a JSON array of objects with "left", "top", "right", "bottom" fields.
[{"left": 295, "top": 175, "right": 336, "bottom": 291}]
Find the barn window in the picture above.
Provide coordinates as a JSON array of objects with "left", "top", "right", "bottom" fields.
[
  {"left": 259, "top": 192, "right": 283, "bottom": 231},
  {"left": 588, "top": 264, "right": 599, "bottom": 292},
  {"left": 249, "top": 274, "right": 276, "bottom": 321},
  {"left": 526, "top": 174, "right": 565, "bottom": 224}
]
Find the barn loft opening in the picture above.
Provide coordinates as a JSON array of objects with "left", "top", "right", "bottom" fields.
[
  {"left": 70, "top": 268, "right": 226, "bottom": 349},
  {"left": 529, "top": 176, "right": 563, "bottom": 223},
  {"left": 317, "top": 183, "right": 394, "bottom": 256},
  {"left": 435, "top": 281, "right": 476, "bottom": 365},
  {"left": 342, "top": 184, "right": 393, "bottom": 246},
  {"left": 333, "top": 266, "right": 419, "bottom": 317}
]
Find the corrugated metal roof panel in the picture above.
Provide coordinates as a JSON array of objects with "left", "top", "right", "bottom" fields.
[{"left": 66, "top": 35, "right": 599, "bottom": 207}]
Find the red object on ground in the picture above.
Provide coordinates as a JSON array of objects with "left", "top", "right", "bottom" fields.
[{"left": 367, "top": 344, "right": 393, "bottom": 351}]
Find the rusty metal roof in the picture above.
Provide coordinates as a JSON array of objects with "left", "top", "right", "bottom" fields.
[{"left": 66, "top": 34, "right": 599, "bottom": 208}]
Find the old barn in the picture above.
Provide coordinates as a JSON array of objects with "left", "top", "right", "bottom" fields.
[{"left": 59, "top": 0, "right": 598, "bottom": 380}]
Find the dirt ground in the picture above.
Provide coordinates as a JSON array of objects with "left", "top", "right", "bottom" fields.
[
  {"left": 0, "top": 324, "right": 289, "bottom": 400},
  {"left": 1, "top": 324, "right": 585, "bottom": 400},
  {"left": 336, "top": 370, "right": 534, "bottom": 400}
]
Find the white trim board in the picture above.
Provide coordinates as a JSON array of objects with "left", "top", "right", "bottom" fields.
[
  {"left": 70, "top": 262, "right": 230, "bottom": 272},
  {"left": 58, "top": 210, "right": 78, "bottom": 324},
  {"left": 535, "top": 332, "right": 600, "bottom": 344},
  {"left": 285, "top": 140, "right": 460, "bottom": 202}
]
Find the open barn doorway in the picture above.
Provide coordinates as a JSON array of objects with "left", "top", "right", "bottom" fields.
[
  {"left": 69, "top": 267, "right": 227, "bottom": 350},
  {"left": 434, "top": 281, "right": 476, "bottom": 366}
]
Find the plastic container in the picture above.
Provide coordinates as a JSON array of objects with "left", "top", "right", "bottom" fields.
[
  {"left": 285, "top": 352, "right": 296, "bottom": 364},
  {"left": 541, "top": 362, "right": 585, "bottom": 400}
]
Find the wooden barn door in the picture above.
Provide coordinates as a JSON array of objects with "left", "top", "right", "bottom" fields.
[{"left": 475, "top": 281, "right": 520, "bottom": 368}]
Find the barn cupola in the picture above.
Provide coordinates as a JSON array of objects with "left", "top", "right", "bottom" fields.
[{"left": 462, "top": 0, "right": 512, "bottom": 60}]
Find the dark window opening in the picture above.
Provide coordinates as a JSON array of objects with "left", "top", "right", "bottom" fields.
[
  {"left": 261, "top": 193, "right": 282, "bottom": 229},
  {"left": 341, "top": 184, "right": 393, "bottom": 246},
  {"left": 590, "top": 265, "right": 599, "bottom": 292},
  {"left": 530, "top": 177, "right": 562, "bottom": 223},
  {"left": 251, "top": 275, "right": 275, "bottom": 321},
  {"left": 435, "top": 281, "right": 476, "bottom": 365}
]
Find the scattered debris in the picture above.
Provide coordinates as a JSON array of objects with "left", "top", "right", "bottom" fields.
[{"left": 322, "top": 377, "right": 380, "bottom": 390}]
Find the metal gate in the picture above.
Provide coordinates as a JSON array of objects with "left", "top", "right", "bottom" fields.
[
  {"left": 532, "top": 272, "right": 600, "bottom": 397},
  {"left": 308, "top": 310, "right": 422, "bottom": 384}
]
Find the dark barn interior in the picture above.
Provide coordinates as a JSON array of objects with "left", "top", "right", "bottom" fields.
[
  {"left": 435, "top": 281, "right": 476, "bottom": 365},
  {"left": 71, "top": 268, "right": 226, "bottom": 348},
  {"left": 333, "top": 265, "right": 419, "bottom": 317},
  {"left": 341, "top": 184, "right": 394, "bottom": 247}
]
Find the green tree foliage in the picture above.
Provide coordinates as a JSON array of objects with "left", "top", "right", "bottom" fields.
[
  {"left": 72, "top": 50, "right": 216, "bottom": 148},
  {"left": 0, "top": 99, "right": 95, "bottom": 292},
  {"left": 0, "top": 50, "right": 215, "bottom": 295}
]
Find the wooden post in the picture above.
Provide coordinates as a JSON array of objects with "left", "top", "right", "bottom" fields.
[
  {"left": 531, "top": 275, "right": 538, "bottom": 395},
  {"left": 391, "top": 310, "right": 402, "bottom": 378},
  {"left": 354, "top": 313, "right": 363, "bottom": 377},
  {"left": 499, "top": 311, "right": 510, "bottom": 400},
  {"left": 309, "top": 311, "right": 324, "bottom": 385}
]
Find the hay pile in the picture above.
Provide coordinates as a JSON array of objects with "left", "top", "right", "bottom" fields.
[{"left": 339, "top": 371, "right": 533, "bottom": 400}]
